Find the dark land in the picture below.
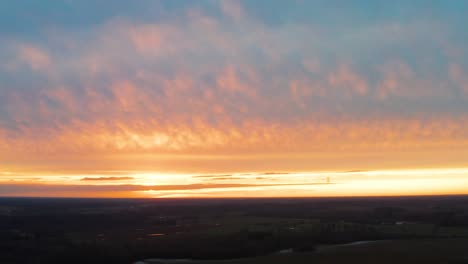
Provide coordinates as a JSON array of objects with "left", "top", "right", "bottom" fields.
[{"left": 1, "top": 196, "right": 468, "bottom": 263}]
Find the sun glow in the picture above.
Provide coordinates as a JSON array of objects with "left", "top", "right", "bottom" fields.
[
  {"left": 131, "top": 173, "right": 197, "bottom": 186},
  {"left": 1, "top": 167, "right": 467, "bottom": 198}
]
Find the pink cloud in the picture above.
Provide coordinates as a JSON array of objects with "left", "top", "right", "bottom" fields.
[
  {"left": 449, "top": 63, "right": 468, "bottom": 95},
  {"left": 219, "top": 0, "right": 246, "bottom": 22},
  {"left": 17, "top": 45, "right": 51, "bottom": 71},
  {"left": 328, "top": 64, "right": 368, "bottom": 96},
  {"left": 216, "top": 65, "right": 257, "bottom": 97},
  {"left": 0, "top": 3, "right": 467, "bottom": 175}
]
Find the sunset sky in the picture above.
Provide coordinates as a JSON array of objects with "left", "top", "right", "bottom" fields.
[{"left": 1, "top": 0, "right": 468, "bottom": 198}]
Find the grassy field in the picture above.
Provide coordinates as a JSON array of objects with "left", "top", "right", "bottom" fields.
[
  {"left": 3, "top": 197, "right": 468, "bottom": 263},
  {"left": 144, "top": 238, "right": 468, "bottom": 264}
]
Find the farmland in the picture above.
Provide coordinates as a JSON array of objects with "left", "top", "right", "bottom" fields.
[{"left": 1, "top": 196, "right": 468, "bottom": 263}]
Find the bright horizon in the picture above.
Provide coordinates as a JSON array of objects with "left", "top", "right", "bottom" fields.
[
  {"left": 1, "top": 0, "right": 468, "bottom": 198},
  {"left": 1, "top": 168, "right": 468, "bottom": 198}
]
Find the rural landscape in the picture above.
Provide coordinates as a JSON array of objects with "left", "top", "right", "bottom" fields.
[{"left": 1, "top": 196, "right": 468, "bottom": 263}]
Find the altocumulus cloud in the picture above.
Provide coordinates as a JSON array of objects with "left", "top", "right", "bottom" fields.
[{"left": 1, "top": 0, "right": 468, "bottom": 173}]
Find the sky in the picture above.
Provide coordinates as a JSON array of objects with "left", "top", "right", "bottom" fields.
[{"left": 1, "top": 0, "right": 468, "bottom": 198}]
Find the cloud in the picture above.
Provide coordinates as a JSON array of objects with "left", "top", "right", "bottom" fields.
[
  {"left": 80, "top": 176, "right": 134, "bottom": 181},
  {"left": 193, "top": 174, "right": 233, "bottom": 178},
  {"left": 327, "top": 63, "right": 368, "bottom": 96},
  {"left": 0, "top": 1, "right": 468, "bottom": 174},
  {"left": 207, "top": 177, "right": 247, "bottom": 181},
  {"left": 0, "top": 182, "right": 320, "bottom": 197},
  {"left": 449, "top": 63, "right": 468, "bottom": 95},
  {"left": 15, "top": 45, "right": 51, "bottom": 71},
  {"left": 219, "top": 0, "right": 246, "bottom": 22}
]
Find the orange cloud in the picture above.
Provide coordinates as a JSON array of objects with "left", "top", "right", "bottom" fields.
[{"left": 1, "top": 2, "right": 467, "bottom": 179}]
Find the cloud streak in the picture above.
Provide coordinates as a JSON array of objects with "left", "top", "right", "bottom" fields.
[
  {"left": 0, "top": 182, "right": 325, "bottom": 198},
  {"left": 80, "top": 176, "right": 134, "bottom": 181}
]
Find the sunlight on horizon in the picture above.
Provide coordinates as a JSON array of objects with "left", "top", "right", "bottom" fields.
[{"left": 1, "top": 167, "right": 467, "bottom": 198}]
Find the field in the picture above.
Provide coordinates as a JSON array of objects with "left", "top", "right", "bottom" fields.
[
  {"left": 142, "top": 239, "right": 468, "bottom": 264},
  {"left": 1, "top": 196, "right": 468, "bottom": 263}
]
